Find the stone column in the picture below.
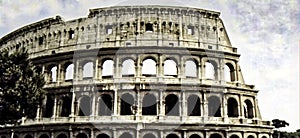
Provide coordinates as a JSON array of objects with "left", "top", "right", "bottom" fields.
[
  {"left": 181, "top": 90, "right": 187, "bottom": 118},
  {"left": 159, "top": 89, "right": 164, "bottom": 118},
  {"left": 70, "top": 90, "right": 76, "bottom": 117},
  {"left": 94, "top": 58, "right": 99, "bottom": 80},
  {"left": 200, "top": 59, "right": 205, "bottom": 80},
  {"left": 223, "top": 96, "right": 228, "bottom": 118},
  {"left": 239, "top": 94, "right": 244, "bottom": 118},
  {"left": 203, "top": 92, "right": 208, "bottom": 117},
  {"left": 113, "top": 89, "right": 118, "bottom": 116},
  {"left": 52, "top": 96, "right": 58, "bottom": 119}
]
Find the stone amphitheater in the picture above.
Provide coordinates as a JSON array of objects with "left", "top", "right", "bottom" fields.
[{"left": 0, "top": 4, "right": 273, "bottom": 138}]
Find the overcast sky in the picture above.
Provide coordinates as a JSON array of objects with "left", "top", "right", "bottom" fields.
[{"left": 0, "top": 0, "right": 299, "bottom": 132}]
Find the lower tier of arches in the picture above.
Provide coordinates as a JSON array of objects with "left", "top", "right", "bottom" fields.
[{"left": 0, "top": 123, "right": 273, "bottom": 138}]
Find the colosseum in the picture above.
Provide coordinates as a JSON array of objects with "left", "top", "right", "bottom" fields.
[{"left": 0, "top": 4, "right": 273, "bottom": 138}]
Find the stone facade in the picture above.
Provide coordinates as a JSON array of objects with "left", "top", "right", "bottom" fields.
[{"left": 0, "top": 5, "right": 273, "bottom": 138}]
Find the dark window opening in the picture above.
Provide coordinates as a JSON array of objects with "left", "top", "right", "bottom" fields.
[
  {"left": 106, "top": 26, "right": 113, "bottom": 34},
  {"left": 209, "top": 134, "right": 222, "bottom": 138},
  {"left": 98, "top": 94, "right": 112, "bottom": 116},
  {"left": 44, "top": 95, "right": 54, "bottom": 117},
  {"left": 39, "top": 134, "right": 50, "bottom": 138},
  {"left": 120, "top": 133, "right": 133, "bottom": 138},
  {"left": 97, "top": 134, "right": 110, "bottom": 138},
  {"left": 79, "top": 96, "right": 91, "bottom": 116},
  {"left": 227, "top": 98, "right": 239, "bottom": 117},
  {"left": 69, "top": 30, "right": 75, "bottom": 39},
  {"left": 188, "top": 95, "right": 201, "bottom": 116},
  {"left": 76, "top": 133, "right": 88, "bottom": 138},
  {"left": 244, "top": 100, "right": 254, "bottom": 118},
  {"left": 38, "top": 37, "right": 44, "bottom": 45},
  {"left": 120, "top": 93, "right": 134, "bottom": 115},
  {"left": 166, "top": 134, "right": 179, "bottom": 138},
  {"left": 142, "top": 94, "right": 157, "bottom": 115},
  {"left": 190, "top": 134, "right": 201, "bottom": 138},
  {"left": 146, "top": 23, "right": 153, "bottom": 32},
  {"left": 165, "top": 94, "right": 179, "bottom": 116},
  {"left": 188, "top": 26, "right": 195, "bottom": 35},
  {"left": 56, "top": 134, "right": 68, "bottom": 138},
  {"left": 61, "top": 96, "right": 71, "bottom": 117},
  {"left": 208, "top": 96, "right": 221, "bottom": 117}
]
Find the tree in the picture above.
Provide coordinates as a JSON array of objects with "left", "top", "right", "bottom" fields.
[
  {"left": 0, "top": 47, "right": 46, "bottom": 125},
  {"left": 272, "top": 119, "right": 290, "bottom": 138}
]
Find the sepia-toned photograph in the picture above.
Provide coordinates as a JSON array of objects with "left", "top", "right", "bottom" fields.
[{"left": 0, "top": 0, "right": 298, "bottom": 138}]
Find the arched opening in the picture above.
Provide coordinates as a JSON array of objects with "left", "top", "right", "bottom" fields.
[
  {"left": 164, "top": 59, "right": 177, "bottom": 77},
  {"left": 261, "top": 136, "right": 267, "bottom": 138},
  {"left": 76, "top": 133, "right": 88, "bottom": 138},
  {"left": 244, "top": 100, "right": 254, "bottom": 118},
  {"left": 227, "top": 98, "right": 239, "bottom": 117},
  {"left": 40, "top": 134, "right": 50, "bottom": 138},
  {"left": 61, "top": 96, "right": 72, "bottom": 117},
  {"left": 205, "top": 61, "right": 217, "bottom": 80},
  {"left": 210, "top": 134, "right": 222, "bottom": 138},
  {"left": 165, "top": 94, "right": 179, "bottom": 116},
  {"left": 97, "top": 133, "right": 110, "bottom": 138},
  {"left": 230, "top": 135, "right": 239, "bottom": 138},
  {"left": 120, "top": 133, "right": 133, "bottom": 138},
  {"left": 122, "top": 59, "right": 135, "bottom": 77},
  {"left": 120, "top": 93, "right": 134, "bottom": 115},
  {"left": 65, "top": 63, "right": 74, "bottom": 80},
  {"left": 187, "top": 95, "right": 201, "bottom": 116},
  {"left": 24, "top": 135, "right": 34, "bottom": 138},
  {"left": 224, "top": 63, "right": 235, "bottom": 82},
  {"left": 247, "top": 135, "right": 255, "bottom": 138},
  {"left": 208, "top": 96, "right": 221, "bottom": 117},
  {"left": 102, "top": 59, "right": 114, "bottom": 77},
  {"left": 57, "top": 134, "right": 68, "bottom": 138},
  {"left": 44, "top": 95, "right": 54, "bottom": 117},
  {"left": 98, "top": 94, "right": 112, "bottom": 116},
  {"left": 190, "top": 134, "right": 201, "bottom": 138},
  {"left": 185, "top": 60, "right": 197, "bottom": 78},
  {"left": 143, "top": 134, "right": 156, "bottom": 138},
  {"left": 13, "top": 135, "right": 18, "bottom": 138},
  {"left": 50, "top": 66, "right": 57, "bottom": 82},
  {"left": 142, "top": 59, "right": 156, "bottom": 76},
  {"left": 83, "top": 62, "right": 94, "bottom": 79},
  {"left": 79, "top": 96, "right": 91, "bottom": 116},
  {"left": 166, "top": 134, "right": 179, "bottom": 138},
  {"left": 142, "top": 94, "right": 157, "bottom": 115}
]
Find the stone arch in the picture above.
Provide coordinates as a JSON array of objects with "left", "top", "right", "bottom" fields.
[
  {"left": 244, "top": 99, "right": 254, "bottom": 118},
  {"left": 187, "top": 95, "right": 201, "bottom": 116},
  {"left": 98, "top": 94, "right": 113, "bottom": 116},
  {"left": 60, "top": 95, "right": 72, "bottom": 117},
  {"left": 143, "top": 133, "right": 156, "bottom": 138},
  {"left": 142, "top": 93, "right": 157, "bottom": 115},
  {"left": 185, "top": 59, "right": 198, "bottom": 78},
  {"left": 102, "top": 59, "right": 114, "bottom": 77},
  {"left": 190, "top": 134, "right": 201, "bottom": 138},
  {"left": 120, "top": 132, "right": 133, "bottom": 138},
  {"left": 79, "top": 95, "right": 91, "bottom": 116},
  {"left": 97, "top": 133, "right": 110, "bottom": 138},
  {"left": 65, "top": 62, "right": 74, "bottom": 80},
  {"left": 165, "top": 94, "right": 179, "bottom": 116},
  {"left": 227, "top": 97, "right": 239, "bottom": 117},
  {"left": 142, "top": 58, "right": 157, "bottom": 76},
  {"left": 82, "top": 61, "right": 94, "bottom": 78},
  {"left": 205, "top": 60, "right": 217, "bottom": 80},
  {"left": 166, "top": 134, "right": 179, "bottom": 138},
  {"left": 122, "top": 58, "right": 135, "bottom": 76},
  {"left": 56, "top": 133, "right": 68, "bottom": 138},
  {"left": 164, "top": 59, "right": 178, "bottom": 77},
  {"left": 209, "top": 133, "right": 222, "bottom": 138},
  {"left": 39, "top": 134, "right": 50, "bottom": 138},
  {"left": 208, "top": 96, "right": 221, "bottom": 117},
  {"left": 224, "top": 63, "right": 235, "bottom": 82},
  {"left": 120, "top": 93, "right": 135, "bottom": 115},
  {"left": 76, "top": 133, "right": 88, "bottom": 138}
]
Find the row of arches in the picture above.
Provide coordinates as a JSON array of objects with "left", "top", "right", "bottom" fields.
[
  {"left": 43, "top": 93, "right": 254, "bottom": 118},
  {"left": 47, "top": 58, "right": 236, "bottom": 83},
  {"left": 9, "top": 133, "right": 268, "bottom": 138}
]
